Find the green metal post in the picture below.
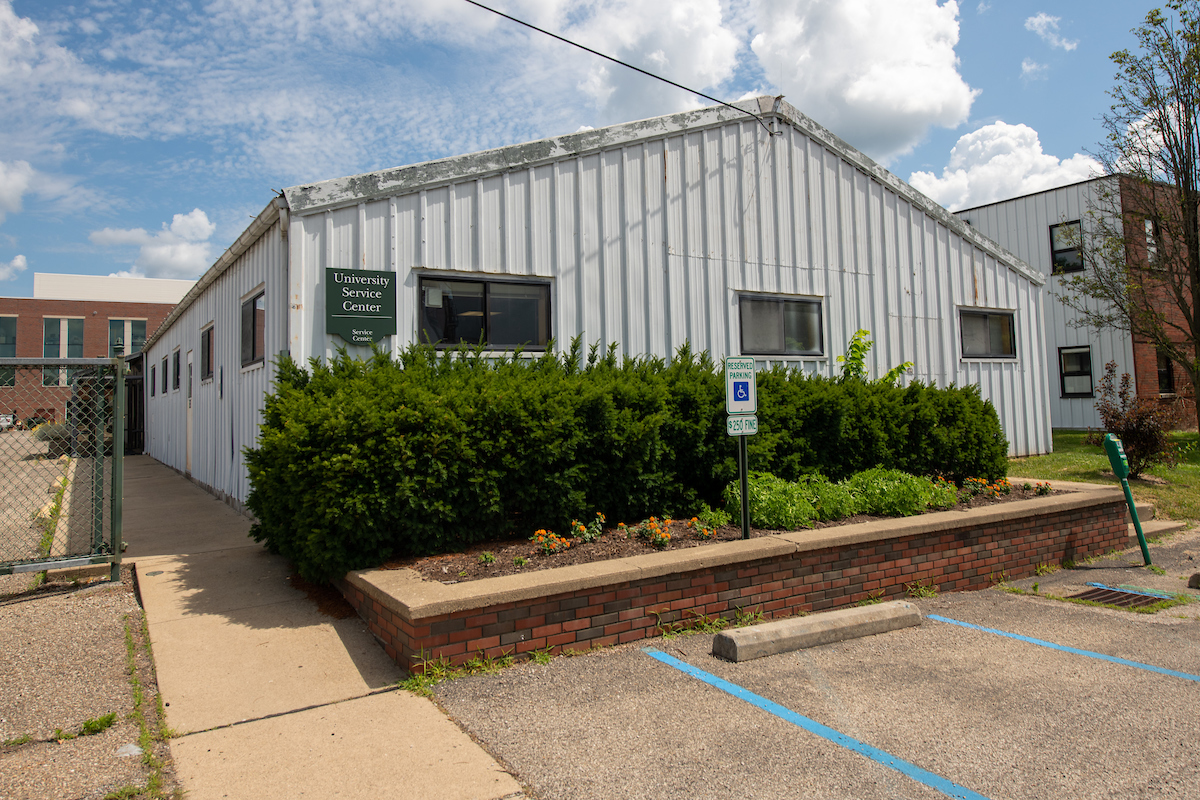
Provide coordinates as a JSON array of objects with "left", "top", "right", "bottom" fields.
[
  {"left": 739, "top": 435, "right": 750, "bottom": 540},
  {"left": 111, "top": 356, "right": 124, "bottom": 581},
  {"left": 91, "top": 374, "right": 105, "bottom": 555},
  {"left": 1103, "top": 433, "right": 1151, "bottom": 566}
]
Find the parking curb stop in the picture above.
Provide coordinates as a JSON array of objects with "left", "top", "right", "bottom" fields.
[{"left": 712, "top": 601, "right": 922, "bottom": 662}]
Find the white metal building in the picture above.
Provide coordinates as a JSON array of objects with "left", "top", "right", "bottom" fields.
[
  {"left": 956, "top": 176, "right": 1133, "bottom": 430},
  {"left": 143, "top": 97, "right": 1052, "bottom": 506}
]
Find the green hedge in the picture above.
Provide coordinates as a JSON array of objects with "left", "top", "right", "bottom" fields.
[{"left": 246, "top": 342, "right": 1008, "bottom": 581}]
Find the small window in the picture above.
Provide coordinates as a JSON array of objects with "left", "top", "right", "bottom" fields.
[
  {"left": 241, "top": 291, "right": 266, "bottom": 366},
  {"left": 161, "top": 357, "right": 169, "bottom": 394},
  {"left": 200, "top": 326, "right": 214, "bottom": 380},
  {"left": 960, "top": 310, "right": 1016, "bottom": 358},
  {"left": 420, "top": 277, "right": 550, "bottom": 348},
  {"left": 1144, "top": 218, "right": 1161, "bottom": 266},
  {"left": 0, "top": 316, "right": 15, "bottom": 387},
  {"left": 1050, "top": 221, "right": 1083, "bottom": 273},
  {"left": 738, "top": 295, "right": 823, "bottom": 356},
  {"left": 1158, "top": 350, "right": 1175, "bottom": 395},
  {"left": 172, "top": 349, "right": 181, "bottom": 391},
  {"left": 1059, "top": 346, "right": 1093, "bottom": 398},
  {"left": 150, "top": 365, "right": 156, "bottom": 397}
]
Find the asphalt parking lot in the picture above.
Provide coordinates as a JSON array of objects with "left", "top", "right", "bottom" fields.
[{"left": 435, "top": 530, "right": 1200, "bottom": 800}]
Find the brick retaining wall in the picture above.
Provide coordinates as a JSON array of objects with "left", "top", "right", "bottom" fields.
[{"left": 339, "top": 487, "right": 1130, "bottom": 672}]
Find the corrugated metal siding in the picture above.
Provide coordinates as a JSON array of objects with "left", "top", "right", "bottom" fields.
[
  {"left": 144, "top": 219, "right": 286, "bottom": 503},
  {"left": 288, "top": 118, "right": 1049, "bottom": 457},
  {"left": 957, "top": 177, "right": 1133, "bottom": 430}
]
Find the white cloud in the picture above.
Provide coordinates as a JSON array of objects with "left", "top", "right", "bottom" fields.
[
  {"left": 976, "top": 2, "right": 990, "bottom": 12},
  {"left": 909, "top": 121, "right": 1101, "bottom": 209},
  {"left": 750, "top": 0, "right": 978, "bottom": 164},
  {"left": 0, "top": 160, "right": 34, "bottom": 223},
  {"left": 1021, "top": 59, "right": 1047, "bottom": 80},
  {"left": 1025, "top": 13, "right": 1077, "bottom": 51},
  {"left": 0, "top": 253, "right": 26, "bottom": 281},
  {"left": 90, "top": 209, "right": 216, "bottom": 279}
]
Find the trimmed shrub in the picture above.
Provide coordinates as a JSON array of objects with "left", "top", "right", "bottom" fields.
[{"left": 247, "top": 341, "right": 1008, "bottom": 580}]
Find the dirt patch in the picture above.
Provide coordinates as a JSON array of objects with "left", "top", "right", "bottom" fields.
[{"left": 390, "top": 485, "right": 1067, "bottom": 585}]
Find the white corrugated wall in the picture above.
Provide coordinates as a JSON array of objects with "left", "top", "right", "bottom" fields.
[
  {"left": 286, "top": 115, "right": 1049, "bottom": 458},
  {"left": 143, "top": 218, "right": 287, "bottom": 503},
  {"left": 957, "top": 176, "right": 1133, "bottom": 430}
]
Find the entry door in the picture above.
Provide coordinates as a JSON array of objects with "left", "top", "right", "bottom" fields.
[{"left": 186, "top": 350, "right": 193, "bottom": 474}]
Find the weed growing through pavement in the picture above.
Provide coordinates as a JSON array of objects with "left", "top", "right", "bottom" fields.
[
  {"left": 998, "top": 585, "right": 1193, "bottom": 614},
  {"left": 2, "top": 734, "right": 32, "bottom": 746},
  {"left": 530, "top": 646, "right": 554, "bottom": 665},
  {"left": 81, "top": 713, "right": 117, "bottom": 736},
  {"left": 856, "top": 589, "right": 885, "bottom": 606},
  {"left": 401, "top": 649, "right": 515, "bottom": 697},
  {"left": 1147, "top": 565, "right": 1167, "bottom": 575},
  {"left": 1035, "top": 563, "right": 1060, "bottom": 576},
  {"left": 905, "top": 579, "right": 938, "bottom": 598}
]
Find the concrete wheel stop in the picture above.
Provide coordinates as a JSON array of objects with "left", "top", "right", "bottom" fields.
[{"left": 712, "top": 601, "right": 922, "bottom": 662}]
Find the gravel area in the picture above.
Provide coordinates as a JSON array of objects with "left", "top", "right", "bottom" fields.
[{"left": 0, "top": 568, "right": 180, "bottom": 800}]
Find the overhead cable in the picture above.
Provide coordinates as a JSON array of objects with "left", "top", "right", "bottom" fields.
[{"left": 460, "top": 0, "right": 779, "bottom": 138}]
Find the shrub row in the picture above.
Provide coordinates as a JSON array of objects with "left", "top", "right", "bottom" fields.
[{"left": 246, "top": 341, "right": 1008, "bottom": 581}]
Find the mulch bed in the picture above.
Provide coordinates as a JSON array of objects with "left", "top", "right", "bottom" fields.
[{"left": 387, "top": 484, "right": 1065, "bottom": 586}]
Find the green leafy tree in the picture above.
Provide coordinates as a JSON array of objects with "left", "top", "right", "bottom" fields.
[{"left": 1059, "top": 2, "right": 1200, "bottom": 428}]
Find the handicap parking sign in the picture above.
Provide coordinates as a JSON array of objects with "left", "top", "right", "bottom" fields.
[{"left": 725, "top": 357, "right": 757, "bottom": 414}]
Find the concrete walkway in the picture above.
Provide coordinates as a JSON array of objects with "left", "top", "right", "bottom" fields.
[{"left": 122, "top": 456, "right": 523, "bottom": 800}]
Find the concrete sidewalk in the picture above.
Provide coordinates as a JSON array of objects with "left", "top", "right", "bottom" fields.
[{"left": 122, "top": 456, "right": 523, "bottom": 800}]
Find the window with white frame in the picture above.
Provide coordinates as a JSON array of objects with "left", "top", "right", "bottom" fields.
[
  {"left": 108, "top": 318, "right": 147, "bottom": 356},
  {"left": 43, "top": 317, "right": 84, "bottom": 386},
  {"left": 241, "top": 291, "right": 265, "bottom": 366},
  {"left": 738, "top": 295, "right": 823, "bottom": 356},
  {"left": 419, "top": 277, "right": 550, "bottom": 348},
  {"left": 1049, "top": 221, "right": 1083, "bottom": 273},
  {"left": 960, "top": 310, "right": 1016, "bottom": 358},
  {"left": 1058, "top": 346, "right": 1093, "bottom": 398}
]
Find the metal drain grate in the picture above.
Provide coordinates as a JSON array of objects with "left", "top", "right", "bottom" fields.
[{"left": 1068, "top": 583, "right": 1172, "bottom": 609}]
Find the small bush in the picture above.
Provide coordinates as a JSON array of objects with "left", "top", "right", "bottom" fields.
[
  {"left": 725, "top": 472, "right": 816, "bottom": 529},
  {"left": 843, "top": 468, "right": 953, "bottom": 517},
  {"left": 1088, "top": 361, "right": 1184, "bottom": 477}
]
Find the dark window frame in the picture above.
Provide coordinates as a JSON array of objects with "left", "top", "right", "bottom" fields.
[
  {"left": 1158, "top": 349, "right": 1176, "bottom": 395},
  {"left": 150, "top": 365, "right": 156, "bottom": 397},
  {"left": 959, "top": 309, "right": 1017, "bottom": 359},
  {"left": 161, "top": 357, "right": 168, "bottom": 394},
  {"left": 1058, "top": 345, "right": 1093, "bottom": 398},
  {"left": 418, "top": 276, "right": 551, "bottom": 350},
  {"left": 0, "top": 316, "right": 15, "bottom": 388},
  {"left": 241, "top": 291, "right": 266, "bottom": 367},
  {"left": 737, "top": 294, "right": 825, "bottom": 357},
  {"left": 172, "top": 349, "right": 181, "bottom": 391},
  {"left": 200, "top": 326, "right": 214, "bottom": 381},
  {"left": 1050, "top": 221, "right": 1084, "bottom": 274}
]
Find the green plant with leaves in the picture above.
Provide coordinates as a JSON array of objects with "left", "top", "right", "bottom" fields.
[
  {"left": 843, "top": 468, "right": 956, "bottom": 517},
  {"left": 1086, "top": 361, "right": 1184, "bottom": 477},
  {"left": 513, "top": 556, "right": 528, "bottom": 567},
  {"left": 836, "top": 329, "right": 914, "bottom": 386},
  {"left": 856, "top": 589, "right": 886, "bottom": 606},
  {"left": 477, "top": 551, "right": 495, "bottom": 565},
  {"left": 694, "top": 502, "right": 731, "bottom": 530},
  {"left": 570, "top": 512, "right": 606, "bottom": 543},
  {"left": 905, "top": 579, "right": 939, "bottom": 598},
  {"left": 81, "top": 713, "right": 117, "bottom": 736}
]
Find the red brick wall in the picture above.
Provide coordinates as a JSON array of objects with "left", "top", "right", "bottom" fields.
[
  {"left": 340, "top": 496, "right": 1130, "bottom": 672},
  {"left": 0, "top": 298, "right": 174, "bottom": 423}
]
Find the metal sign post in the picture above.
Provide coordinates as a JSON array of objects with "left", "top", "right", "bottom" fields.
[
  {"left": 1103, "top": 433, "right": 1151, "bottom": 566},
  {"left": 725, "top": 357, "right": 758, "bottom": 540}
]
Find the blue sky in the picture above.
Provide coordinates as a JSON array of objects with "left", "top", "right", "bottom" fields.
[{"left": 0, "top": 0, "right": 1161, "bottom": 295}]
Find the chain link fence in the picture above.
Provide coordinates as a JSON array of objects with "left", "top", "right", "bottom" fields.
[{"left": 0, "top": 359, "right": 125, "bottom": 580}]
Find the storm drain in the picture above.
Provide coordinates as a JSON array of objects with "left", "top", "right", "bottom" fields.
[{"left": 1068, "top": 582, "right": 1173, "bottom": 609}]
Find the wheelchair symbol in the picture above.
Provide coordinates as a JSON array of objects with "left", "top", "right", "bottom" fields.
[{"left": 733, "top": 381, "right": 750, "bottom": 402}]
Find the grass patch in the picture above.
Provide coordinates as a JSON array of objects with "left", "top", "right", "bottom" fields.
[
  {"left": 400, "top": 649, "right": 516, "bottom": 697},
  {"left": 80, "top": 713, "right": 117, "bottom": 736},
  {"left": 105, "top": 611, "right": 174, "bottom": 799},
  {"left": 905, "top": 579, "right": 939, "bottom": 598},
  {"left": 1010, "top": 430, "right": 1200, "bottom": 521},
  {"left": 3, "top": 733, "right": 32, "bottom": 747}
]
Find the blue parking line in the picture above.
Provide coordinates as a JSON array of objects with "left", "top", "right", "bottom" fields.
[
  {"left": 928, "top": 615, "right": 1200, "bottom": 683},
  {"left": 643, "top": 648, "right": 991, "bottom": 800}
]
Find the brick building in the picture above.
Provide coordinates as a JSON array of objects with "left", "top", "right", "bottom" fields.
[{"left": 0, "top": 273, "right": 193, "bottom": 425}]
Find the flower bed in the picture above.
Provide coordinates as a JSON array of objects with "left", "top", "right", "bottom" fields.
[{"left": 337, "top": 484, "right": 1131, "bottom": 672}]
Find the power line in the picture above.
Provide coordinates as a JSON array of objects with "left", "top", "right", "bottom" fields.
[{"left": 460, "top": 0, "right": 779, "bottom": 138}]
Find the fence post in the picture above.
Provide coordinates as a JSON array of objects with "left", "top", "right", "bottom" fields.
[
  {"left": 111, "top": 354, "right": 124, "bottom": 581},
  {"left": 91, "top": 373, "right": 106, "bottom": 555}
]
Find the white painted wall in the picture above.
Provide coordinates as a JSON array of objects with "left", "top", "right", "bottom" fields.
[
  {"left": 956, "top": 176, "right": 1133, "bottom": 430},
  {"left": 142, "top": 217, "right": 287, "bottom": 503}
]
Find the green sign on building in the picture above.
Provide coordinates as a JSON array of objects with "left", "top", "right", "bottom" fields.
[{"left": 325, "top": 268, "right": 397, "bottom": 344}]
